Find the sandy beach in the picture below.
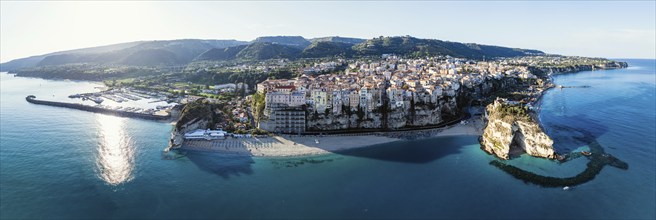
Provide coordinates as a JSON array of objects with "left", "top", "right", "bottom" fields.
[{"left": 179, "top": 117, "right": 484, "bottom": 157}]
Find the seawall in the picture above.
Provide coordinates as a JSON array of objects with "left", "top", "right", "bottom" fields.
[{"left": 25, "top": 95, "right": 170, "bottom": 120}]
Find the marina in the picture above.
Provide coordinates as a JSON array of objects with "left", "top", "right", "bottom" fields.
[
  {"left": 25, "top": 95, "right": 171, "bottom": 120},
  {"left": 67, "top": 88, "right": 175, "bottom": 106}
]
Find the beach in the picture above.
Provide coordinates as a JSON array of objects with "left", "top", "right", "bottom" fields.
[{"left": 179, "top": 117, "right": 484, "bottom": 157}]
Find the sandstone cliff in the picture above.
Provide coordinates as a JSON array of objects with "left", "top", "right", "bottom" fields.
[{"left": 480, "top": 98, "right": 555, "bottom": 159}]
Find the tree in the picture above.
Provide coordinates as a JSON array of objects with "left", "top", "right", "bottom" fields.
[{"left": 251, "top": 92, "right": 266, "bottom": 122}]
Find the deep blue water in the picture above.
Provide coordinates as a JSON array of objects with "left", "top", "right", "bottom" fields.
[{"left": 1, "top": 59, "right": 654, "bottom": 219}]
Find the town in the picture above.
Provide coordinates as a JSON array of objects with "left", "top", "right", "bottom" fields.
[
  {"left": 31, "top": 54, "right": 623, "bottom": 138},
  {"left": 253, "top": 55, "right": 563, "bottom": 134},
  {"left": 165, "top": 54, "right": 626, "bottom": 155}
]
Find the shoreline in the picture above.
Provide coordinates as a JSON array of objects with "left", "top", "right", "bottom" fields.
[
  {"left": 178, "top": 117, "right": 484, "bottom": 157},
  {"left": 175, "top": 65, "right": 627, "bottom": 158}
]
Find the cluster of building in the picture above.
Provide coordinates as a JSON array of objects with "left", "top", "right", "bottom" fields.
[
  {"left": 497, "top": 56, "right": 629, "bottom": 72},
  {"left": 200, "top": 83, "right": 250, "bottom": 94},
  {"left": 256, "top": 56, "right": 540, "bottom": 133},
  {"left": 227, "top": 59, "right": 289, "bottom": 73},
  {"left": 301, "top": 61, "right": 344, "bottom": 74}
]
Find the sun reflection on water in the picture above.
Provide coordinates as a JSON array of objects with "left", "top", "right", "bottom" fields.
[{"left": 95, "top": 114, "right": 135, "bottom": 185}]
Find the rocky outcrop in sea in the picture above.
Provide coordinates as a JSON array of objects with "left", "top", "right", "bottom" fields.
[{"left": 480, "top": 98, "right": 555, "bottom": 159}]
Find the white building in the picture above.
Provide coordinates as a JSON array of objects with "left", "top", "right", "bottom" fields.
[{"left": 184, "top": 129, "right": 227, "bottom": 140}]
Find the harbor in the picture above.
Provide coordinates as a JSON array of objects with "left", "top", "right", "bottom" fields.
[
  {"left": 67, "top": 87, "right": 177, "bottom": 108},
  {"left": 25, "top": 95, "right": 171, "bottom": 120}
]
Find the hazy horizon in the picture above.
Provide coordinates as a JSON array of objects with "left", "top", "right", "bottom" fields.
[{"left": 1, "top": 1, "right": 655, "bottom": 63}]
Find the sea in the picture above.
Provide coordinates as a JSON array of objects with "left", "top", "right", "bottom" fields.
[{"left": 1, "top": 59, "right": 654, "bottom": 219}]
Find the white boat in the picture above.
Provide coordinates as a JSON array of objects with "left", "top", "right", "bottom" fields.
[
  {"left": 563, "top": 186, "right": 570, "bottom": 191},
  {"left": 315, "top": 139, "right": 319, "bottom": 144}
]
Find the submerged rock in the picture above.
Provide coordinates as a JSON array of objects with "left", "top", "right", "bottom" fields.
[{"left": 480, "top": 98, "right": 555, "bottom": 160}]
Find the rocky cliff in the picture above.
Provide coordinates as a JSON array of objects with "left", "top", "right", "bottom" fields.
[
  {"left": 305, "top": 95, "right": 459, "bottom": 131},
  {"left": 529, "top": 61, "right": 628, "bottom": 76},
  {"left": 303, "top": 77, "right": 517, "bottom": 132},
  {"left": 480, "top": 98, "right": 555, "bottom": 159},
  {"left": 168, "top": 99, "right": 214, "bottom": 150}
]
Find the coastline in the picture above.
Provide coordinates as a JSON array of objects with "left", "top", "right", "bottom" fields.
[
  {"left": 174, "top": 62, "right": 628, "bottom": 158},
  {"left": 178, "top": 117, "right": 484, "bottom": 157}
]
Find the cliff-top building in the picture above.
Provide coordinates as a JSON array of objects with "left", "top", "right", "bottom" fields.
[{"left": 256, "top": 56, "right": 539, "bottom": 133}]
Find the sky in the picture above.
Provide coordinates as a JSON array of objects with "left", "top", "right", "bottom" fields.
[{"left": 1, "top": 1, "right": 655, "bottom": 62}]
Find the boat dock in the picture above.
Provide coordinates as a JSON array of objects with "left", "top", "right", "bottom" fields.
[{"left": 25, "top": 95, "right": 170, "bottom": 120}]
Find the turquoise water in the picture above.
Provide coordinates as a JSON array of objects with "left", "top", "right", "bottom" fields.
[{"left": 1, "top": 59, "right": 654, "bottom": 219}]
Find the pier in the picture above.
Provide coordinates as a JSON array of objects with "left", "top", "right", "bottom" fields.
[
  {"left": 557, "top": 85, "right": 591, "bottom": 89},
  {"left": 25, "top": 95, "right": 170, "bottom": 120}
]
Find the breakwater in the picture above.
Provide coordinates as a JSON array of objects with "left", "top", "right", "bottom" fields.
[
  {"left": 25, "top": 95, "right": 170, "bottom": 120},
  {"left": 490, "top": 138, "right": 628, "bottom": 188}
]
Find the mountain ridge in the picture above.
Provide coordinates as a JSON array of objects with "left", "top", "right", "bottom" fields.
[{"left": 1, "top": 35, "right": 545, "bottom": 72}]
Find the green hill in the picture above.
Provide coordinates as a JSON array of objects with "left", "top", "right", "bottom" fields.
[
  {"left": 1, "top": 35, "right": 547, "bottom": 74},
  {"left": 120, "top": 49, "right": 181, "bottom": 66},
  {"left": 352, "top": 36, "right": 543, "bottom": 59},
  {"left": 251, "top": 36, "right": 311, "bottom": 48},
  {"left": 236, "top": 42, "right": 302, "bottom": 60},
  {"left": 2, "top": 39, "right": 247, "bottom": 71},
  {"left": 310, "top": 36, "right": 365, "bottom": 45},
  {"left": 1, "top": 41, "right": 144, "bottom": 71},
  {"left": 195, "top": 45, "right": 248, "bottom": 61},
  {"left": 302, "top": 41, "right": 354, "bottom": 58}
]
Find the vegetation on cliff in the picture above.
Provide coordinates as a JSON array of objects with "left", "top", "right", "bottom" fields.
[
  {"left": 175, "top": 99, "right": 214, "bottom": 130},
  {"left": 493, "top": 102, "right": 531, "bottom": 123},
  {"left": 251, "top": 92, "right": 266, "bottom": 123},
  {"left": 174, "top": 96, "right": 260, "bottom": 135}
]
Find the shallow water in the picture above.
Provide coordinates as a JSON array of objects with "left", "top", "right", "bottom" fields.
[{"left": 1, "top": 59, "right": 654, "bottom": 219}]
